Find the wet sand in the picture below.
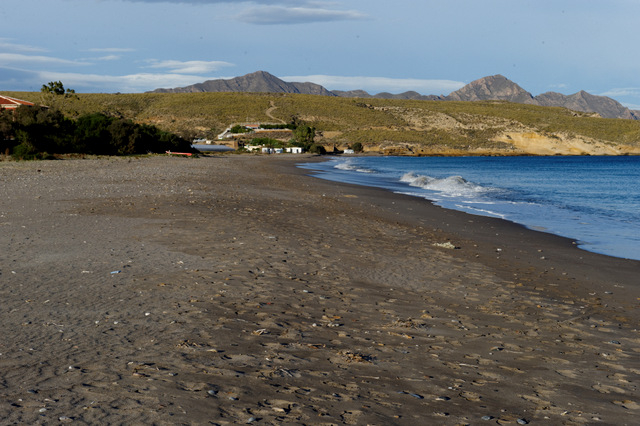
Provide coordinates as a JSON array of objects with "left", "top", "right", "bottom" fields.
[{"left": 0, "top": 155, "right": 638, "bottom": 425}]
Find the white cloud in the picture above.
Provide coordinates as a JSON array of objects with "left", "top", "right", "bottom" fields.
[
  {"left": 96, "top": 55, "right": 122, "bottom": 61},
  {"left": 0, "top": 38, "right": 47, "bottom": 53},
  {"left": 146, "top": 60, "right": 234, "bottom": 74},
  {"left": 109, "top": 0, "right": 367, "bottom": 24},
  {"left": 621, "top": 102, "right": 640, "bottom": 110},
  {"left": 548, "top": 83, "right": 568, "bottom": 90},
  {"left": 30, "top": 70, "right": 212, "bottom": 93},
  {"left": 120, "top": 1, "right": 323, "bottom": 5},
  {"left": 600, "top": 87, "right": 640, "bottom": 98},
  {"left": 282, "top": 75, "right": 465, "bottom": 95},
  {"left": 237, "top": 6, "right": 367, "bottom": 24},
  {"left": 0, "top": 53, "right": 90, "bottom": 67},
  {"left": 87, "top": 48, "right": 136, "bottom": 53},
  {"left": 597, "top": 88, "right": 640, "bottom": 110}
]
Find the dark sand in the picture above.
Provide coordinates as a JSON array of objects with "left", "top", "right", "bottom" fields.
[{"left": 0, "top": 155, "right": 638, "bottom": 425}]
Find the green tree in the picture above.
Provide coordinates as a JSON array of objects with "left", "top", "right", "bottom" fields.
[
  {"left": 41, "top": 81, "right": 68, "bottom": 96},
  {"left": 350, "top": 141, "right": 363, "bottom": 152},
  {"left": 12, "top": 105, "right": 74, "bottom": 154},
  {"left": 40, "top": 81, "right": 77, "bottom": 109},
  {"left": 74, "top": 113, "right": 114, "bottom": 154},
  {"left": 230, "top": 124, "right": 250, "bottom": 134},
  {"left": 308, "top": 143, "right": 326, "bottom": 155},
  {"left": 0, "top": 109, "right": 14, "bottom": 148},
  {"left": 9, "top": 106, "right": 191, "bottom": 159},
  {"left": 293, "top": 124, "right": 315, "bottom": 146}
]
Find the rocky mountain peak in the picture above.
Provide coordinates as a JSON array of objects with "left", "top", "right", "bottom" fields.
[
  {"left": 150, "top": 71, "right": 637, "bottom": 120},
  {"left": 446, "top": 75, "right": 535, "bottom": 104},
  {"left": 151, "top": 70, "right": 335, "bottom": 96}
]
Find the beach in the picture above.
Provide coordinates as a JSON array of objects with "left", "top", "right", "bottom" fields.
[{"left": 0, "top": 155, "right": 638, "bottom": 425}]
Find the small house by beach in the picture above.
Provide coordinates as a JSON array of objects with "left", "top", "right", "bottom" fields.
[
  {"left": 285, "top": 147, "right": 304, "bottom": 154},
  {"left": 0, "top": 95, "right": 35, "bottom": 111}
]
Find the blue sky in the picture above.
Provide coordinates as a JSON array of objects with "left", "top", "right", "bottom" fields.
[{"left": 2, "top": 0, "right": 640, "bottom": 108}]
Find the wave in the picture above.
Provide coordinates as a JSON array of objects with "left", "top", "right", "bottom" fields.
[
  {"left": 399, "top": 172, "right": 493, "bottom": 198},
  {"left": 333, "top": 159, "right": 376, "bottom": 174}
]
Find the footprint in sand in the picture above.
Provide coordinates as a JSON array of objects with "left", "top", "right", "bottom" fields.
[
  {"left": 613, "top": 400, "right": 640, "bottom": 410},
  {"left": 555, "top": 369, "right": 580, "bottom": 379},
  {"left": 459, "top": 391, "right": 482, "bottom": 402},
  {"left": 340, "top": 410, "right": 363, "bottom": 424},
  {"left": 592, "top": 384, "right": 627, "bottom": 394}
]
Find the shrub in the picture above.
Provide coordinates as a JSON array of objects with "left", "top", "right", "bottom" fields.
[
  {"left": 293, "top": 125, "right": 315, "bottom": 145},
  {"left": 12, "top": 141, "right": 39, "bottom": 160},
  {"left": 308, "top": 143, "right": 326, "bottom": 154},
  {"left": 350, "top": 141, "right": 363, "bottom": 152},
  {"left": 248, "top": 137, "right": 282, "bottom": 147},
  {"left": 230, "top": 124, "right": 251, "bottom": 134},
  {"left": 8, "top": 106, "right": 191, "bottom": 159}
]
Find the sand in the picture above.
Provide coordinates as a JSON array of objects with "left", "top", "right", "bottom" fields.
[{"left": 0, "top": 155, "right": 638, "bottom": 425}]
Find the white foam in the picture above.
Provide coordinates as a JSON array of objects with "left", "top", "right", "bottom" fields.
[
  {"left": 454, "top": 204, "right": 507, "bottom": 219},
  {"left": 400, "top": 172, "right": 490, "bottom": 198},
  {"left": 334, "top": 159, "right": 375, "bottom": 173}
]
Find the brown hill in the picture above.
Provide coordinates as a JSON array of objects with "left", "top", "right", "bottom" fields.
[
  {"left": 446, "top": 75, "right": 637, "bottom": 120},
  {"left": 535, "top": 90, "right": 637, "bottom": 119},
  {"left": 333, "top": 90, "right": 443, "bottom": 101},
  {"left": 152, "top": 70, "right": 335, "bottom": 96},
  {"left": 152, "top": 71, "right": 637, "bottom": 120},
  {"left": 446, "top": 75, "right": 536, "bottom": 104}
]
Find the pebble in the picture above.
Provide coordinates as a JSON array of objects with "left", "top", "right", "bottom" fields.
[
  {"left": 481, "top": 415, "right": 494, "bottom": 420},
  {"left": 246, "top": 417, "right": 257, "bottom": 423},
  {"left": 517, "top": 419, "right": 529, "bottom": 425}
]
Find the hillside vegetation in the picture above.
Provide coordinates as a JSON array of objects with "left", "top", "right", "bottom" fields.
[{"left": 4, "top": 91, "right": 640, "bottom": 155}]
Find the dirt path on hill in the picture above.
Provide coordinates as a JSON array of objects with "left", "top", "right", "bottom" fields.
[{"left": 265, "top": 100, "right": 285, "bottom": 123}]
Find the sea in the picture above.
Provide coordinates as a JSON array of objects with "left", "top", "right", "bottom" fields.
[{"left": 299, "top": 156, "right": 640, "bottom": 261}]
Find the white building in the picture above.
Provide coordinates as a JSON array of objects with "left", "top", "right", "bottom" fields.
[{"left": 285, "top": 147, "right": 304, "bottom": 154}]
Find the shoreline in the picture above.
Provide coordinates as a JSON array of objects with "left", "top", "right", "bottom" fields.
[
  {"left": 297, "top": 154, "right": 640, "bottom": 263},
  {"left": 1, "top": 155, "right": 638, "bottom": 424},
  {"left": 286, "top": 155, "right": 640, "bottom": 289}
]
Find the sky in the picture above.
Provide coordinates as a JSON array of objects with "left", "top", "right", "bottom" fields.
[{"left": 3, "top": 0, "right": 640, "bottom": 108}]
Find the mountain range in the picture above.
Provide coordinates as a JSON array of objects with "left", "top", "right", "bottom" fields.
[{"left": 152, "top": 71, "right": 639, "bottom": 120}]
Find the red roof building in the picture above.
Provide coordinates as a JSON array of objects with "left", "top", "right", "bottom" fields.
[{"left": 0, "top": 95, "right": 35, "bottom": 110}]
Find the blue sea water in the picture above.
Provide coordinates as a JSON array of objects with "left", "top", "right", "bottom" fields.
[{"left": 299, "top": 156, "right": 640, "bottom": 261}]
